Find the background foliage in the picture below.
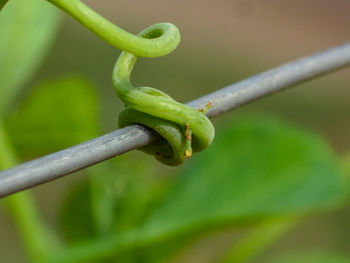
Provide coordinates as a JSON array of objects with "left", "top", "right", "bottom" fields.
[{"left": 0, "top": 0, "right": 349, "bottom": 262}]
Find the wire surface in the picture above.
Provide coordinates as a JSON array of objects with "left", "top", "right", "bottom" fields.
[{"left": 1, "top": 42, "right": 350, "bottom": 198}]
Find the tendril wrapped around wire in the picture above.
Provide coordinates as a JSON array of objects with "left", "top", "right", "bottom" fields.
[{"left": 47, "top": 0, "right": 215, "bottom": 165}]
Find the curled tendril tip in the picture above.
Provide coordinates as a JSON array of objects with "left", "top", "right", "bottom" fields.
[{"left": 47, "top": 0, "right": 215, "bottom": 165}]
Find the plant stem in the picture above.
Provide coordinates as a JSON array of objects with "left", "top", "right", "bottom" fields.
[
  {"left": 45, "top": 0, "right": 180, "bottom": 57},
  {"left": 0, "top": 122, "right": 58, "bottom": 261},
  {"left": 218, "top": 219, "right": 296, "bottom": 263}
]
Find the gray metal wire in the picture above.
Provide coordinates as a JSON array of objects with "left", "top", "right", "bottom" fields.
[{"left": 1, "top": 42, "right": 350, "bottom": 198}]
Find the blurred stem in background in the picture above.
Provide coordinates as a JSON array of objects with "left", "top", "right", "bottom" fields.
[
  {"left": 0, "top": 0, "right": 8, "bottom": 11},
  {"left": 343, "top": 153, "right": 350, "bottom": 175},
  {"left": 0, "top": 122, "right": 59, "bottom": 262},
  {"left": 218, "top": 219, "right": 296, "bottom": 263}
]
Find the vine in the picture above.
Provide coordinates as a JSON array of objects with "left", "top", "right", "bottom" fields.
[{"left": 47, "top": 0, "right": 215, "bottom": 165}]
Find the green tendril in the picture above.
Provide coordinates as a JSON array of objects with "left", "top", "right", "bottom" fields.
[
  {"left": 46, "top": 0, "right": 180, "bottom": 57},
  {"left": 47, "top": 0, "right": 215, "bottom": 165}
]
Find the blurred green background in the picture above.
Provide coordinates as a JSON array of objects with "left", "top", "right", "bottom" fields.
[{"left": 0, "top": 0, "right": 350, "bottom": 262}]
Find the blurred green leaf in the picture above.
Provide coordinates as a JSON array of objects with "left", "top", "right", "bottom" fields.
[
  {"left": 59, "top": 153, "right": 171, "bottom": 245},
  {"left": 0, "top": 0, "right": 61, "bottom": 117},
  {"left": 49, "top": 118, "right": 349, "bottom": 263},
  {"left": 218, "top": 219, "right": 295, "bottom": 263},
  {"left": 5, "top": 76, "right": 99, "bottom": 157},
  {"left": 344, "top": 153, "right": 350, "bottom": 179},
  {"left": 0, "top": 0, "right": 9, "bottom": 11},
  {"left": 60, "top": 178, "right": 97, "bottom": 244},
  {"left": 137, "top": 117, "right": 348, "bottom": 241},
  {"left": 269, "top": 251, "right": 350, "bottom": 263}
]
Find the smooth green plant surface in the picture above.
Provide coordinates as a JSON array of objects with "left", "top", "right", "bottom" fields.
[
  {"left": 0, "top": 0, "right": 8, "bottom": 10},
  {"left": 47, "top": 0, "right": 180, "bottom": 58},
  {"left": 0, "top": 0, "right": 60, "bottom": 117},
  {"left": 0, "top": 0, "right": 61, "bottom": 262},
  {"left": 0, "top": 1, "right": 350, "bottom": 263},
  {"left": 47, "top": 0, "right": 214, "bottom": 165},
  {"left": 344, "top": 153, "right": 350, "bottom": 177},
  {"left": 218, "top": 220, "right": 296, "bottom": 263},
  {"left": 270, "top": 251, "right": 350, "bottom": 263}
]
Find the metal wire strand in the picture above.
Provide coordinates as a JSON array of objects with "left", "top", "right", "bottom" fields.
[{"left": 1, "top": 42, "right": 350, "bottom": 198}]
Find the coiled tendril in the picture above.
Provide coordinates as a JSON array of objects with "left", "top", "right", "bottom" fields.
[{"left": 47, "top": 0, "right": 215, "bottom": 165}]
